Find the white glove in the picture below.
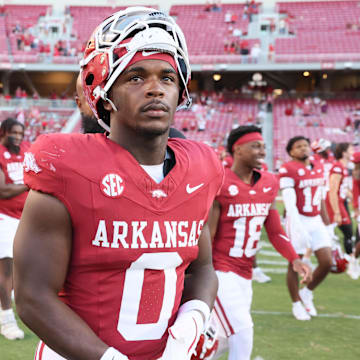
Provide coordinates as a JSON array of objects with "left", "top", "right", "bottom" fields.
[
  {"left": 163, "top": 300, "right": 210, "bottom": 360},
  {"left": 100, "top": 347, "right": 129, "bottom": 360},
  {"left": 162, "top": 309, "right": 204, "bottom": 360}
]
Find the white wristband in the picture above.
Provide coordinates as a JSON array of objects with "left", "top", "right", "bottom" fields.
[
  {"left": 177, "top": 300, "right": 211, "bottom": 329},
  {"left": 100, "top": 347, "right": 128, "bottom": 360}
]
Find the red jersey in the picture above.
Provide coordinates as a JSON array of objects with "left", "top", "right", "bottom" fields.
[
  {"left": 278, "top": 160, "right": 325, "bottom": 217},
  {"left": 0, "top": 142, "right": 29, "bottom": 218},
  {"left": 212, "top": 168, "right": 279, "bottom": 280},
  {"left": 325, "top": 161, "right": 351, "bottom": 224},
  {"left": 222, "top": 155, "right": 233, "bottom": 168},
  {"left": 311, "top": 153, "right": 335, "bottom": 191},
  {"left": 24, "top": 133, "right": 224, "bottom": 360}
]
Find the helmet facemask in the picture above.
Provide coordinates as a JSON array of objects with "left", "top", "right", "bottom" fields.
[{"left": 80, "top": 7, "right": 192, "bottom": 132}]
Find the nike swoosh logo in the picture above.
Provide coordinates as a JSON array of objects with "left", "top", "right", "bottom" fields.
[
  {"left": 263, "top": 187, "right": 272, "bottom": 193},
  {"left": 186, "top": 183, "right": 204, "bottom": 194},
  {"left": 142, "top": 50, "right": 159, "bottom": 57},
  {"left": 279, "top": 234, "right": 290, "bottom": 242}
]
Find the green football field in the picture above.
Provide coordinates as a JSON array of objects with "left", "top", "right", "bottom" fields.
[
  {"left": 3, "top": 258, "right": 359, "bottom": 360},
  {"left": 2, "top": 212, "right": 360, "bottom": 360}
]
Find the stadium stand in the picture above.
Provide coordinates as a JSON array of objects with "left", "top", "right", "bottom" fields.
[
  {"left": 170, "top": 3, "right": 260, "bottom": 64},
  {"left": 275, "top": 1, "right": 360, "bottom": 62},
  {"left": 174, "top": 98, "right": 259, "bottom": 146},
  {"left": 273, "top": 98, "right": 359, "bottom": 161},
  {"left": 0, "top": 16, "right": 9, "bottom": 63}
]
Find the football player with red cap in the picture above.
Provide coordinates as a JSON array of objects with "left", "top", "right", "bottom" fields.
[
  {"left": 208, "top": 126, "right": 311, "bottom": 360},
  {"left": 279, "top": 136, "right": 332, "bottom": 321},
  {"left": 13, "top": 7, "right": 224, "bottom": 360}
]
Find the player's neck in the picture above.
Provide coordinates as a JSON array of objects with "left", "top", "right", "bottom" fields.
[
  {"left": 231, "top": 164, "right": 254, "bottom": 185},
  {"left": 292, "top": 158, "right": 310, "bottom": 166},
  {"left": 340, "top": 158, "right": 348, "bottom": 167},
  {"left": 107, "top": 132, "right": 168, "bottom": 165}
]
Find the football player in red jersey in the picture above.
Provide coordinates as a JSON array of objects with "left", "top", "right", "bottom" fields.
[
  {"left": 208, "top": 126, "right": 311, "bottom": 360},
  {"left": 0, "top": 118, "right": 28, "bottom": 340},
  {"left": 326, "top": 143, "right": 357, "bottom": 278},
  {"left": 13, "top": 8, "right": 224, "bottom": 360},
  {"left": 350, "top": 152, "right": 360, "bottom": 278},
  {"left": 279, "top": 136, "right": 332, "bottom": 321}
]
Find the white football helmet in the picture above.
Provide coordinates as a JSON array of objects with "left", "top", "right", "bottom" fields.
[{"left": 80, "top": 7, "right": 192, "bottom": 132}]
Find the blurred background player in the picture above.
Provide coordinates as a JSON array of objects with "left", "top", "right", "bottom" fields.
[
  {"left": 350, "top": 151, "right": 360, "bottom": 278},
  {"left": 0, "top": 118, "right": 29, "bottom": 340},
  {"left": 325, "top": 142, "right": 357, "bottom": 279},
  {"left": 14, "top": 7, "right": 223, "bottom": 360},
  {"left": 279, "top": 136, "right": 332, "bottom": 321},
  {"left": 209, "top": 126, "right": 311, "bottom": 360},
  {"left": 75, "top": 73, "right": 106, "bottom": 134}
]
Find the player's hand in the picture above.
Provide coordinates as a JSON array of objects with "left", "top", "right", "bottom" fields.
[
  {"left": 162, "top": 310, "right": 204, "bottom": 360},
  {"left": 99, "top": 347, "right": 129, "bottom": 360},
  {"left": 334, "top": 212, "right": 342, "bottom": 225},
  {"left": 292, "top": 258, "right": 312, "bottom": 284}
]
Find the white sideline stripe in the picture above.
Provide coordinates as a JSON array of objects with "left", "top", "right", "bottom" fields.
[
  {"left": 252, "top": 310, "right": 360, "bottom": 320},
  {"left": 258, "top": 250, "right": 281, "bottom": 257},
  {"left": 261, "top": 268, "right": 287, "bottom": 274},
  {"left": 259, "top": 241, "right": 272, "bottom": 249},
  {"left": 257, "top": 260, "right": 288, "bottom": 265}
]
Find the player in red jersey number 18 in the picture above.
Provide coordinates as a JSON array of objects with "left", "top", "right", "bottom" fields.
[{"left": 207, "top": 126, "right": 311, "bottom": 360}]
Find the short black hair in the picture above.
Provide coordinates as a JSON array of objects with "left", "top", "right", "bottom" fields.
[
  {"left": 227, "top": 125, "right": 262, "bottom": 155},
  {"left": 334, "top": 142, "right": 350, "bottom": 160},
  {"left": 0, "top": 118, "right": 24, "bottom": 138},
  {"left": 286, "top": 136, "right": 310, "bottom": 155}
]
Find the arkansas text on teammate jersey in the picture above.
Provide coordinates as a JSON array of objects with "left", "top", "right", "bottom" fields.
[
  {"left": 0, "top": 142, "right": 30, "bottom": 218},
  {"left": 279, "top": 160, "right": 325, "bottom": 217},
  {"left": 23, "top": 133, "right": 224, "bottom": 360},
  {"left": 212, "top": 168, "right": 279, "bottom": 280}
]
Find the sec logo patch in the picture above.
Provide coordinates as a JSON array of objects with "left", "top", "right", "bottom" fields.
[
  {"left": 228, "top": 185, "right": 239, "bottom": 196},
  {"left": 101, "top": 173, "right": 124, "bottom": 198}
]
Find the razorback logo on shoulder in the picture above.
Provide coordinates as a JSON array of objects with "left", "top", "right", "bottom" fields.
[
  {"left": 101, "top": 173, "right": 124, "bottom": 198},
  {"left": 23, "top": 152, "right": 42, "bottom": 173}
]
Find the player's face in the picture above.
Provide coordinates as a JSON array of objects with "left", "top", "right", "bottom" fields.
[
  {"left": 343, "top": 145, "right": 354, "bottom": 161},
  {"left": 6, "top": 125, "right": 24, "bottom": 147},
  {"left": 237, "top": 140, "right": 266, "bottom": 169},
  {"left": 290, "top": 139, "right": 310, "bottom": 161},
  {"left": 108, "top": 59, "right": 180, "bottom": 137}
]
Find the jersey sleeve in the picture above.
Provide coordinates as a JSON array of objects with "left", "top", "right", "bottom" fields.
[
  {"left": 278, "top": 164, "right": 295, "bottom": 189},
  {"left": 331, "top": 165, "right": 343, "bottom": 175},
  {"left": 23, "top": 134, "right": 72, "bottom": 213}
]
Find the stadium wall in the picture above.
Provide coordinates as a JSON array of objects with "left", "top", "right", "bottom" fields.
[{"left": 0, "top": 0, "right": 355, "bottom": 13}]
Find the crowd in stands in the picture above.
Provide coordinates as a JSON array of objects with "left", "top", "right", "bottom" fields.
[{"left": 273, "top": 97, "right": 359, "bottom": 166}]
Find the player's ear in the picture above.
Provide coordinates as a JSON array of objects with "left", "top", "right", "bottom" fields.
[{"left": 102, "top": 98, "right": 113, "bottom": 112}]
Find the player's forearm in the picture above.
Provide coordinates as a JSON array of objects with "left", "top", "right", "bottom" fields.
[
  {"left": 320, "top": 200, "right": 330, "bottom": 225},
  {"left": 281, "top": 187, "right": 301, "bottom": 223},
  {"left": 265, "top": 209, "right": 299, "bottom": 263},
  {"left": 15, "top": 290, "right": 108, "bottom": 360},
  {"left": 0, "top": 183, "right": 28, "bottom": 198},
  {"left": 329, "top": 190, "right": 340, "bottom": 215},
  {"left": 181, "top": 263, "right": 218, "bottom": 310}
]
